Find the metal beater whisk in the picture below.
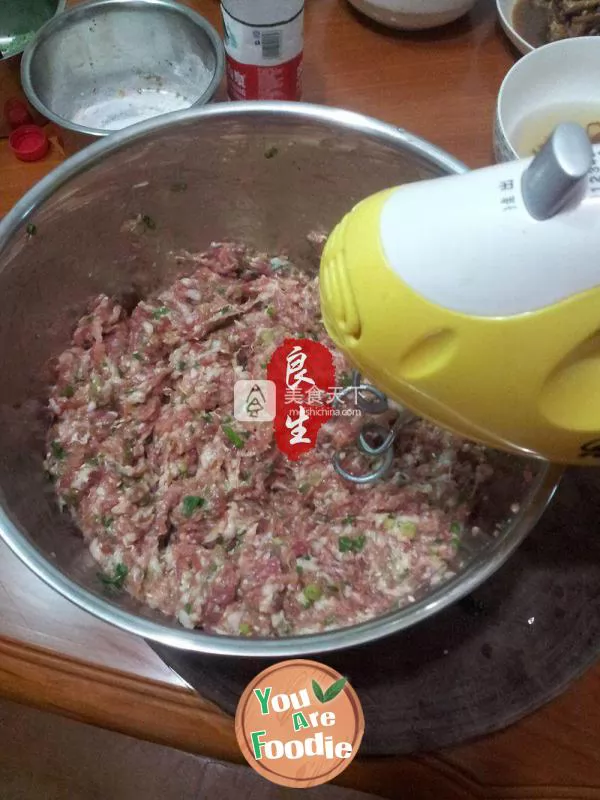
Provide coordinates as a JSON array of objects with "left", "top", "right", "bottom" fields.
[{"left": 332, "top": 370, "right": 414, "bottom": 485}]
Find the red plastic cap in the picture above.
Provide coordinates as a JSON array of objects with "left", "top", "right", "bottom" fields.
[
  {"left": 9, "top": 125, "right": 49, "bottom": 162},
  {"left": 4, "top": 98, "right": 33, "bottom": 130}
]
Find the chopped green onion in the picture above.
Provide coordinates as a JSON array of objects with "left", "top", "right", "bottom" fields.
[
  {"left": 101, "top": 515, "right": 113, "bottom": 529},
  {"left": 303, "top": 584, "right": 322, "bottom": 604},
  {"left": 239, "top": 622, "right": 252, "bottom": 635},
  {"left": 400, "top": 521, "right": 417, "bottom": 539},
  {"left": 450, "top": 521, "right": 462, "bottom": 535},
  {"left": 132, "top": 352, "right": 143, "bottom": 361},
  {"left": 266, "top": 305, "right": 276, "bottom": 318},
  {"left": 338, "top": 534, "right": 366, "bottom": 554},
  {"left": 182, "top": 495, "right": 206, "bottom": 518},
  {"left": 223, "top": 424, "right": 245, "bottom": 449},
  {"left": 219, "top": 305, "right": 232, "bottom": 315},
  {"left": 98, "top": 563, "right": 128, "bottom": 590},
  {"left": 152, "top": 306, "right": 169, "bottom": 319},
  {"left": 296, "top": 564, "right": 304, "bottom": 575},
  {"left": 50, "top": 441, "right": 66, "bottom": 460},
  {"left": 201, "top": 412, "right": 213, "bottom": 423},
  {"left": 62, "top": 384, "right": 75, "bottom": 398},
  {"left": 184, "top": 602, "right": 193, "bottom": 614}
]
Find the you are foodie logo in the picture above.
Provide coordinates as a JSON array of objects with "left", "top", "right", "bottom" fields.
[{"left": 235, "top": 659, "right": 364, "bottom": 788}]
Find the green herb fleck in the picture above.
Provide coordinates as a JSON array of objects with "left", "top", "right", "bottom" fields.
[
  {"left": 182, "top": 495, "right": 206, "bottom": 518},
  {"left": 141, "top": 214, "right": 156, "bottom": 230},
  {"left": 266, "top": 305, "right": 276, "bottom": 318},
  {"left": 338, "top": 534, "right": 366, "bottom": 554},
  {"left": 201, "top": 412, "right": 213, "bottom": 423},
  {"left": 219, "top": 305, "right": 232, "bottom": 315},
  {"left": 87, "top": 456, "right": 100, "bottom": 467},
  {"left": 98, "top": 562, "right": 128, "bottom": 590},
  {"left": 450, "top": 521, "right": 462, "bottom": 535},
  {"left": 26, "top": 223, "right": 37, "bottom": 236},
  {"left": 101, "top": 515, "right": 113, "bottom": 529},
  {"left": 62, "top": 384, "right": 75, "bottom": 398},
  {"left": 296, "top": 564, "right": 304, "bottom": 575},
  {"left": 184, "top": 602, "right": 193, "bottom": 614},
  {"left": 303, "top": 583, "right": 322, "bottom": 604},
  {"left": 50, "top": 441, "right": 66, "bottom": 460},
  {"left": 132, "top": 352, "right": 143, "bottom": 361},
  {"left": 177, "top": 360, "right": 186, "bottom": 371},
  {"left": 298, "top": 483, "right": 310, "bottom": 494},
  {"left": 342, "top": 515, "right": 356, "bottom": 525},
  {"left": 152, "top": 306, "right": 169, "bottom": 320},
  {"left": 264, "top": 146, "right": 279, "bottom": 159},
  {"left": 223, "top": 424, "right": 245, "bottom": 449},
  {"left": 400, "top": 521, "right": 417, "bottom": 539},
  {"left": 239, "top": 622, "right": 252, "bottom": 636}
]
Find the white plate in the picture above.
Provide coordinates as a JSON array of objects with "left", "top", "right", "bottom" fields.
[{"left": 496, "top": 0, "right": 534, "bottom": 55}]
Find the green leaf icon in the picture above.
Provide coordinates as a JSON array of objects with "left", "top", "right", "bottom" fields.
[
  {"left": 312, "top": 677, "right": 348, "bottom": 704},
  {"left": 323, "top": 677, "right": 347, "bottom": 702},
  {"left": 312, "top": 679, "right": 325, "bottom": 703}
]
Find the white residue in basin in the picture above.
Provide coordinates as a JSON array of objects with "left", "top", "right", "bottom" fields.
[{"left": 71, "top": 88, "right": 196, "bottom": 131}]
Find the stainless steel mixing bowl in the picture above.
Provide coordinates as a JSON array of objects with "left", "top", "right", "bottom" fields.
[
  {"left": 0, "top": 102, "right": 561, "bottom": 657},
  {"left": 20, "top": 0, "right": 224, "bottom": 137}
]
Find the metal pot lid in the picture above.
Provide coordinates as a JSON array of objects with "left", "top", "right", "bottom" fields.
[{"left": 0, "top": 0, "right": 65, "bottom": 61}]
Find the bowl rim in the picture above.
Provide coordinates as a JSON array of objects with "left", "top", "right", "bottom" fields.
[
  {"left": 20, "top": 0, "right": 225, "bottom": 137},
  {"left": 0, "top": 100, "right": 563, "bottom": 656},
  {"left": 496, "top": 0, "right": 534, "bottom": 55}
]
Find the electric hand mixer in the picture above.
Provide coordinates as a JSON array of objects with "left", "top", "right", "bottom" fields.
[{"left": 320, "top": 123, "right": 600, "bottom": 476}]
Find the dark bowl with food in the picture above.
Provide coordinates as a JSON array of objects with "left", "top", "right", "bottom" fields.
[{"left": 0, "top": 103, "right": 562, "bottom": 656}]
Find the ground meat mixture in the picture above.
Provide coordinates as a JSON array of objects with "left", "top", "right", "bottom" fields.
[{"left": 44, "top": 243, "right": 531, "bottom": 638}]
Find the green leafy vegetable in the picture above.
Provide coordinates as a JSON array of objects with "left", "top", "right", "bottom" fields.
[
  {"left": 98, "top": 563, "right": 128, "bottom": 590},
  {"left": 182, "top": 495, "right": 206, "bottom": 518},
  {"left": 223, "top": 425, "right": 245, "bottom": 449},
  {"left": 338, "top": 534, "right": 366, "bottom": 554},
  {"left": 50, "top": 441, "right": 66, "bottom": 460}
]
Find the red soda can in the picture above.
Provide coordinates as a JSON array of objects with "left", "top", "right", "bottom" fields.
[{"left": 220, "top": 0, "right": 304, "bottom": 102}]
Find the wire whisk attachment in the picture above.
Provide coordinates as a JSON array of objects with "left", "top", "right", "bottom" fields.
[{"left": 332, "top": 370, "right": 414, "bottom": 485}]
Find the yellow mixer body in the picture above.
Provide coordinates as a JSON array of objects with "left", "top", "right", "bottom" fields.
[{"left": 320, "top": 188, "right": 600, "bottom": 466}]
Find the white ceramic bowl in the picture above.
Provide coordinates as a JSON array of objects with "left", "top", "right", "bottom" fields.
[
  {"left": 347, "top": 0, "right": 478, "bottom": 30},
  {"left": 494, "top": 36, "right": 600, "bottom": 162},
  {"left": 496, "top": 0, "right": 534, "bottom": 55}
]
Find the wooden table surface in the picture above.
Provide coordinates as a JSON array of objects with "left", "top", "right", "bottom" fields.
[{"left": 2, "top": 1, "right": 600, "bottom": 797}]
